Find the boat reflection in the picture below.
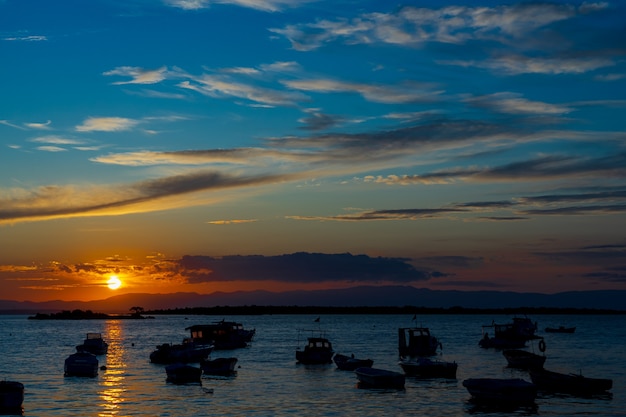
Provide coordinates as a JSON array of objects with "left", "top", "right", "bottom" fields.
[{"left": 98, "top": 320, "right": 127, "bottom": 416}]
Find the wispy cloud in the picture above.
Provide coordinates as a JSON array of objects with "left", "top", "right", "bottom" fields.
[
  {"left": 75, "top": 117, "right": 141, "bottom": 132},
  {"left": 2, "top": 35, "right": 47, "bottom": 42},
  {"left": 103, "top": 66, "right": 169, "bottom": 85},
  {"left": 164, "top": 0, "right": 312, "bottom": 12},
  {"left": 207, "top": 219, "right": 257, "bottom": 224}
]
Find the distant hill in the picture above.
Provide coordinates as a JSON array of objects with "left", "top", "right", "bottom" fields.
[{"left": 1, "top": 286, "right": 625, "bottom": 314}]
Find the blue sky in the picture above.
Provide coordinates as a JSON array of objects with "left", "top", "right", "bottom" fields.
[{"left": 1, "top": 0, "right": 626, "bottom": 302}]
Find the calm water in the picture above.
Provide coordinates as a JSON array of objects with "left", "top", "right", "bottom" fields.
[{"left": 0, "top": 314, "right": 624, "bottom": 417}]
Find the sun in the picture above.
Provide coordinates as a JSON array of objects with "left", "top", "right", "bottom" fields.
[{"left": 107, "top": 275, "right": 122, "bottom": 290}]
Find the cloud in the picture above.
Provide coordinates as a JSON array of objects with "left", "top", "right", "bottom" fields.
[
  {"left": 445, "top": 55, "right": 615, "bottom": 75},
  {"left": 207, "top": 219, "right": 257, "bottom": 224},
  {"left": 24, "top": 120, "right": 52, "bottom": 130},
  {"left": 465, "top": 93, "right": 572, "bottom": 115},
  {"left": 75, "top": 117, "right": 141, "bottom": 132},
  {"left": 103, "top": 66, "right": 169, "bottom": 85},
  {"left": 2, "top": 35, "right": 47, "bottom": 42},
  {"left": 298, "top": 109, "right": 342, "bottom": 131},
  {"left": 30, "top": 135, "right": 84, "bottom": 146},
  {"left": 173, "top": 252, "right": 435, "bottom": 283},
  {"left": 164, "top": 0, "right": 311, "bottom": 12},
  {"left": 0, "top": 170, "right": 300, "bottom": 223}
]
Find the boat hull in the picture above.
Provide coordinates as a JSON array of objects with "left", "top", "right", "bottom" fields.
[
  {"left": 463, "top": 378, "right": 537, "bottom": 403},
  {"left": 399, "top": 358, "right": 457, "bottom": 379},
  {"left": 529, "top": 369, "right": 612, "bottom": 395},
  {"left": 64, "top": 352, "right": 99, "bottom": 377},
  {"left": 333, "top": 354, "right": 373, "bottom": 371},
  {"left": 355, "top": 367, "right": 405, "bottom": 390},
  {"left": 503, "top": 349, "right": 546, "bottom": 370},
  {"left": 0, "top": 381, "right": 24, "bottom": 412},
  {"left": 200, "top": 357, "right": 238, "bottom": 376},
  {"left": 165, "top": 363, "right": 202, "bottom": 384}
]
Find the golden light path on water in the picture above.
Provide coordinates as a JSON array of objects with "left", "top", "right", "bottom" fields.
[{"left": 99, "top": 320, "right": 126, "bottom": 416}]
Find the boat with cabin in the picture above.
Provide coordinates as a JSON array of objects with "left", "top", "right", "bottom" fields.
[
  {"left": 296, "top": 329, "right": 334, "bottom": 365},
  {"left": 150, "top": 338, "right": 213, "bottom": 364},
  {"left": 398, "top": 326, "right": 441, "bottom": 358},
  {"left": 186, "top": 320, "right": 255, "bottom": 350},
  {"left": 76, "top": 332, "right": 108, "bottom": 355},
  {"left": 479, "top": 316, "right": 540, "bottom": 349}
]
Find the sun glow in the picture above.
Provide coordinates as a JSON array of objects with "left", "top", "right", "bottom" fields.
[{"left": 107, "top": 275, "right": 122, "bottom": 290}]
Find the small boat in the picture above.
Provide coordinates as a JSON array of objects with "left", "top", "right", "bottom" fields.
[
  {"left": 150, "top": 338, "right": 213, "bottom": 364},
  {"left": 200, "top": 357, "right": 238, "bottom": 376},
  {"left": 503, "top": 349, "right": 546, "bottom": 370},
  {"left": 76, "top": 332, "right": 108, "bottom": 355},
  {"left": 545, "top": 326, "right": 575, "bottom": 333},
  {"left": 529, "top": 368, "right": 612, "bottom": 395},
  {"left": 479, "top": 316, "right": 539, "bottom": 349},
  {"left": 186, "top": 320, "right": 255, "bottom": 350},
  {"left": 355, "top": 367, "right": 405, "bottom": 390},
  {"left": 0, "top": 380, "right": 24, "bottom": 413},
  {"left": 399, "top": 357, "right": 458, "bottom": 379},
  {"left": 333, "top": 353, "right": 373, "bottom": 371},
  {"left": 462, "top": 378, "right": 537, "bottom": 403},
  {"left": 398, "top": 326, "right": 441, "bottom": 357},
  {"left": 64, "top": 351, "right": 99, "bottom": 377},
  {"left": 165, "top": 363, "right": 202, "bottom": 384},
  {"left": 296, "top": 330, "right": 334, "bottom": 365}
]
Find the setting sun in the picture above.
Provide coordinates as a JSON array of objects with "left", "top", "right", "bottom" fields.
[{"left": 107, "top": 275, "right": 122, "bottom": 290}]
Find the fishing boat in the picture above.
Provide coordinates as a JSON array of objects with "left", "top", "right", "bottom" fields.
[
  {"left": 76, "top": 332, "right": 108, "bottom": 355},
  {"left": 0, "top": 380, "right": 24, "bottom": 413},
  {"left": 165, "top": 363, "right": 202, "bottom": 384},
  {"left": 333, "top": 353, "right": 373, "bottom": 371},
  {"left": 398, "top": 326, "right": 441, "bottom": 358},
  {"left": 462, "top": 378, "right": 537, "bottom": 404},
  {"left": 200, "top": 357, "right": 238, "bottom": 376},
  {"left": 479, "top": 316, "right": 539, "bottom": 349},
  {"left": 296, "top": 332, "right": 334, "bottom": 365},
  {"left": 545, "top": 326, "right": 576, "bottom": 333},
  {"left": 186, "top": 320, "right": 255, "bottom": 350},
  {"left": 529, "top": 368, "right": 612, "bottom": 395},
  {"left": 355, "top": 367, "right": 405, "bottom": 390},
  {"left": 398, "top": 357, "right": 458, "bottom": 379},
  {"left": 64, "top": 351, "right": 99, "bottom": 377},
  {"left": 150, "top": 338, "right": 213, "bottom": 364},
  {"left": 503, "top": 349, "right": 546, "bottom": 370}
]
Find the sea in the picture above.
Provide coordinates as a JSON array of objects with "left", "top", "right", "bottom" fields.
[{"left": 1, "top": 313, "right": 624, "bottom": 417}]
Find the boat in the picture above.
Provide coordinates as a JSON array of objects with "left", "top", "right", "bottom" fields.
[
  {"left": 398, "top": 327, "right": 441, "bottom": 358},
  {"left": 76, "top": 332, "right": 108, "bottom": 355},
  {"left": 200, "top": 357, "right": 238, "bottom": 376},
  {"left": 479, "top": 316, "right": 539, "bottom": 349},
  {"left": 398, "top": 357, "right": 458, "bottom": 379},
  {"left": 529, "top": 368, "right": 612, "bottom": 395},
  {"left": 333, "top": 353, "right": 373, "bottom": 371},
  {"left": 545, "top": 326, "right": 576, "bottom": 333},
  {"left": 462, "top": 378, "right": 537, "bottom": 403},
  {"left": 296, "top": 333, "right": 334, "bottom": 365},
  {"left": 355, "top": 367, "right": 405, "bottom": 390},
  {"left": 165, "top": 363, "right": 202, "bottom": 384},
  {"left": 64, "top": 351, "right": 99, "bottom": 377},
  {"left": 186, "top": 320, "right": 255, "bottom": 350},
  {"left": 150, "top": 338, "right": 213, "bottom": 364},
  {"left": 0, "top": 380, "right": 24, "bottom": 413},
  {"left": 503, "top": 349, "right": 546, "bottom": 370}
]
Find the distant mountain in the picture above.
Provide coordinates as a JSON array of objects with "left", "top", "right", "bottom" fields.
[{"left": 1, "top": 286, "right": 625, "bottom": 314}]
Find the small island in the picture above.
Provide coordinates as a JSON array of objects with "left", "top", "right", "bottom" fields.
[{"left": 28, "top": 306, "right": 153, "bottom": 320}]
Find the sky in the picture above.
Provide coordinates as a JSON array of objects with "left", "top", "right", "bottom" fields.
[{"left": 1, "top": 0, "right": 626, "bottom": 303}]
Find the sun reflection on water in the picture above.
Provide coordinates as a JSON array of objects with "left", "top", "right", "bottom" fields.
[{"left": 98, "top": 320, "right": 127, "bottom": 417}]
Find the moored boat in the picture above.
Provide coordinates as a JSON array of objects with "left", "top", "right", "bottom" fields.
[
  {"left": 150, "top": 338, "right": 213, "bottom": 364},
  {"left": 503, "top": 349, "right": 546, "bottom": 370},
  {"left": 479, "top": 316, "right": 539, "bottom": 349},
  {"left": 545, "top": 326, "right": 576, "bottom": 333},
  {"left": 64, "top": 351, "right": 99, "bottom": 377},
  {"left": 529, "top": 368, "right": 612, "bottom": 396},
  {"left": 399, "top": 357, "right": 458, "bottom": 379},
  {"left": 462, "top": 378, "right": 537, "bottom": 403},
  {"left": 0, "top": 380, "right": 24, "bottom": 413},
  {"left": 296, "top": 333, "right": 334, "bottom": 365},
  {"left": 355, "top": 367, "right": 405, "bottom": 390},
  {"left": 165, "top": 363, "right": 202, "bottom": 384},
  {"left": 200, "top": 357, "right": 238, "bottom": 376},
  {"left": 398, "top": 326, "right": 441, "bottom": 358},
  {"left": 76, "top": 332, "right": 108, "bottom": 355},
  {"left": 333, "top": 353, "right": 373, "bottom": 371},
  {"left": 186, "top": 320, "right": 255, "bottom": 350}
]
